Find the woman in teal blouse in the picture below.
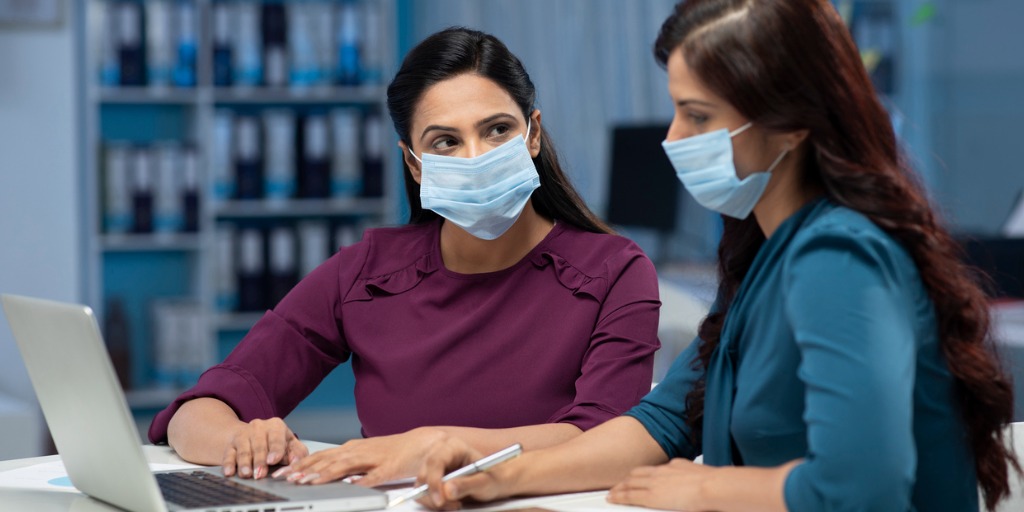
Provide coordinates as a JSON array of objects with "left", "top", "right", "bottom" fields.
[{"left": 408, "top": 1, "right": 1020, "bottom": 511}]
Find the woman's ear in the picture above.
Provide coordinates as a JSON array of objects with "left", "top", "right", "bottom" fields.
[
  {"left": 779, "top": 128, "right": 810, "bottom": 152},
  {"left": 398, "top": 140, "right": 422, "bottom": 184},
  {"left": 527, "top": 110, "right": 542, "bottom": 158}
]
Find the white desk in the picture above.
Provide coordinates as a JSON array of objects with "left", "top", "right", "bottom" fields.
[
  {"left": 0, "top": 442, "right": 636, "bottom": 512},
  {"left": 0, "top": 444, "right": 199, "bottom": 511}
]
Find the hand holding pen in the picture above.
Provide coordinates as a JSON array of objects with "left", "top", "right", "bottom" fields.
[{"left": 388, "top": 443, "right": 523, "bottom": 508}]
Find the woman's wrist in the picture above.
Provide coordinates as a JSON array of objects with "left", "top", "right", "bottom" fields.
[
  {"left": 698, "top": 461, "right": 799, "bottom": 511},
  {"left": 493, "top": 451, "right": 533, "bottom": 498},
  {"left": 409, "top": 426, "right": 450, "bottom": 447},
  {"left": 695, "top": 466, "right": 726, "bottom": 510}
]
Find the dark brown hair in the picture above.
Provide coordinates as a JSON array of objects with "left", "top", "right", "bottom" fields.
[
  {"left": 654, "top": 1, "right": 1018, "bottom": 509},
  {"left": 387, "top": 27, "right": 611, "bottom": 234}
]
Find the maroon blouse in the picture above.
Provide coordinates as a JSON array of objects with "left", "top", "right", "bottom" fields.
[{"left": 149, "top": 220, "right": 661, "bottom": 442}]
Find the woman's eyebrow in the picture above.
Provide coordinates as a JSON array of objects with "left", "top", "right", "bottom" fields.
[
  {"left": 420, "top": 123, "right": 457, "bottom": 141},
  {"left": 676, "top": 99, "right": 716, "bottom": 108},
  {"left": 420, "top": 112, "right": 519, "bottom": 141},
  {"left": 474, "top": 112, "right": 518, "bottom": 127}
]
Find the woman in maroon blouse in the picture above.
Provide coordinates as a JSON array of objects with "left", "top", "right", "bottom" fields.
[{"left": 150, "top": 27, "right": 661, "bottom": 486}]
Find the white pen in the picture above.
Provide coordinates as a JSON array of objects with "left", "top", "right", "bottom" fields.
[{"left": 386, "top": 443, "right": 523, "bottom": 508}]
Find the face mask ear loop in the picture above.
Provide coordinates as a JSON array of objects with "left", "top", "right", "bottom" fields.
[
  {"left": 765, "top": 149, "right": 789, "bottom": 174},
  {"left": 729, "top": 122, "right": 754, "bottom": 137}
]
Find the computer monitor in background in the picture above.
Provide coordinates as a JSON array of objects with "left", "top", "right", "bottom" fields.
[
  {"left": 606, "top": 125, "right": 678, "bottom": 254},
  {"left": 1003, "top": 189, "right": 1024, "bottom": 237},
  {"left": 959, "top": 236, "right": 1024, "bottom": 300}
]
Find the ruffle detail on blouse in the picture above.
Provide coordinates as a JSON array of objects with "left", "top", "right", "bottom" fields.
[
  {"left": 531, "top": 251, "right": 607, "bottom": 300},
  {"left": 345, "top": 253, "right": 439, "bottom": 302}
]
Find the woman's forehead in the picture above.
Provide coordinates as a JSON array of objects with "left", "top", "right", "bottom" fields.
[
  {"left": 414, "top": 74, "right": 522, "bottom": 127},
  {"left": 666, "top": 48, "right": 721, "bottom": 106}
]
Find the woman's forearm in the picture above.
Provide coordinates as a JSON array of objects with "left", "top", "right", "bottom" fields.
[
  {"left": 434, "top": 422, "right": 582, "bottom": 455},
  {"left": 166, "top": 397, "right": 247, "bottom": 465},
  {"left": 503, "top": 416, "right": 669, "bottom": 496},
  {"left": 699, "top": 461, "right": 798, "bottom": 512}
]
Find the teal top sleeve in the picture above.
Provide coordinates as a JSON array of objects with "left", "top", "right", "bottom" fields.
[
  {"left": 623, "top": 201, "right": 974, "bottom": 510},
  {"left": 623, "top": 334, "right": 704, "bottom": 460},
  {"left": 781, "top": 224, "right": 917, "bottom": 511}
]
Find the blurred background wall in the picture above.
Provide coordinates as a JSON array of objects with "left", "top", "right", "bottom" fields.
[{"left": 0, "top": 0, "right": 1021, "bottom": 459}]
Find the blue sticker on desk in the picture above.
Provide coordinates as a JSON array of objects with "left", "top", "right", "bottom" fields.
[{"left": 48, "top": 476, "right": 74, "bottom": 487}]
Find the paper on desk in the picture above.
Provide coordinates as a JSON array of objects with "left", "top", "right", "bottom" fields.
[
  {"left": 383, "top": 490, "right": 610, "bottom": 512},
  {"left": 0, "top": 460, "right": 194, "bottom": 493},
  {"left": 521, "top": 491, "right": 669, "bottom": 512}
]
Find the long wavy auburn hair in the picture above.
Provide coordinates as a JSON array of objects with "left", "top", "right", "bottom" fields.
[{"left": 654, "top": 1, "right": 1019, "bottom": 509}]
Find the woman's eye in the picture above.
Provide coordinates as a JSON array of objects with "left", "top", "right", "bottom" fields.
[
  {"left": 487, "top": 124, "right": 511, "bottom": 138},
  {"left": 688, "top": 112, "right": 709, "bottom": 125},
  {"left": 431, "top": 137, "right": 458, "bottom": 150}
]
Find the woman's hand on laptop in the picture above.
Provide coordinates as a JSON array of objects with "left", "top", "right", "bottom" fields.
[
  {"left": 223, "top": 417, "right": 309, "bottom": 480},
  {"left": 271, "top": 427, "right": 449, "bottom": 485}
]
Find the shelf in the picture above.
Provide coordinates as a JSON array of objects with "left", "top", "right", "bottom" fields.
[
  {"left": 213, "top": 197, "right": 387, "bottom": 219},
  {"left": 215, "top": 312, "right": 263, "bottom": 332},
  {"left": 95, "top": 85, "right": 387, "bottom": 106},
  {"left": 100, "top": 233, "right": 201, "bottom": 252},
  {"left": 212, "top": 86, "right": 386, "bottom": 105},
  {"left": 97, "top": 87, "right": 199, "bottom": 105},
  {"left": 83, "top": 0, "right": 399, "bottom": 403}
]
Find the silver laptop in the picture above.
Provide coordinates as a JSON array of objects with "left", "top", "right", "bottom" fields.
[{"left": 2, "top": 294, "right": 388, "bottom": 512}]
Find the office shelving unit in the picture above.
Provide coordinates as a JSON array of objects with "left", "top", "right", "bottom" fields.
[{"left": 79, "top": 0, "right": 399, "bottom": 442}]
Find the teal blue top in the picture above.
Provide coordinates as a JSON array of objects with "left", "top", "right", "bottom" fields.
[{"left": 626, "top": 199, "right": 977, "bottom": 511}]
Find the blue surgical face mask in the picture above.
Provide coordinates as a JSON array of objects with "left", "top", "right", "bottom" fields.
[
  {"left": 412, "top": 121, "right": 540, "bottom": 240},
  {"left": 661, "top": 122, "right": 788, "bottom": 219}
]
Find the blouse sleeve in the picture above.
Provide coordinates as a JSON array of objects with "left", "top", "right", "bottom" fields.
[
  {"left": 622, "top": 336, "right": 703, "bottom": 460},
  {"left": 547, "top": 245, "right": 662, "bottom": 430},
  {"left": 147, "top": 241, "right": 370, "bottom": 444},
  {"left": 781, "top": 227, "right": 917, "bottom": 511}
]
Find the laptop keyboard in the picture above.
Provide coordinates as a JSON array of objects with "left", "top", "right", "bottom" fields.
[{"left": 156, "top": 471, "right": 289, "bottom": 508}]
